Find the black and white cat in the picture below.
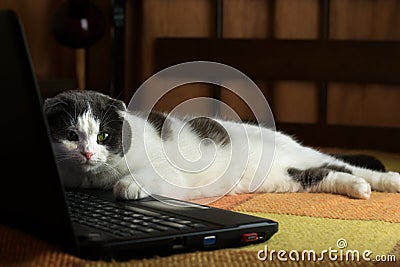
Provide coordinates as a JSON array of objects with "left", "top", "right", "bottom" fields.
[{"left": 43, "top": 89, "right": 400, "bottom": 201}]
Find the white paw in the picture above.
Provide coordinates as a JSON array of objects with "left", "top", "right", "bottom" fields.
[
  {"left": 113, "top": 178, "right": 149, "bottom": 200},
  {"left": 351, "top": 179, "right": 371, "bottom": 199},
  {"left": 380, "top": 172, "right": 400, "bottom": 193}
]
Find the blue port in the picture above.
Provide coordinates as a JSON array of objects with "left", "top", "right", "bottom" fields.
[{"left": 203, "top": 235, "right": 217, "bottom": 246}]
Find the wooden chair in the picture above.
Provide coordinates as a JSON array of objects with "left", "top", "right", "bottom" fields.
[{"left": 153, "top": 38, "right": 400, "bottom": 152}]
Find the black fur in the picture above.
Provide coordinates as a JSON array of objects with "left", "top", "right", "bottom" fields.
[
  {"left": 332, "top": 154, "right": 385, "bottom": 172},
  {"left": 288, "top": 164, "right": 352, "bottom": 189},
  {"left": 288, "top": 167, "right": 330, "bottom": 188},
  {"left": 146, "top": 111, "right": 172, "bottom": 140},
  {"left": 187, "top": 117, "right": 230, "bottom": 146},
  {"left": 321, "top": 163, "right": 352, "bottom": 174}
]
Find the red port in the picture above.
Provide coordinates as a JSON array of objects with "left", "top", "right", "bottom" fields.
[{"left": 241, "top": 233, "right": 259, "bottom": 242}]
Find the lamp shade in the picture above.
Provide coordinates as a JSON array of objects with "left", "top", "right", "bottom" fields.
[{"left": 51, "top": 0, "right": 105, "bottom": 48}]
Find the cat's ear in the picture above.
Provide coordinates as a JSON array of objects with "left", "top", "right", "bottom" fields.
[
  {"left": 115, "top": 99, "right": 126, "bottom": 111},
  {"left": 43, "top": 97, "right": 61, "bottom": 115},
  {"left": 111, "top": 98, "right": 127, "bottom": 118}
]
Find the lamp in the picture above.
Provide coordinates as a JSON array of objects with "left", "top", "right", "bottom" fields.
[{"left": 51, "top": 0, "right": 106, "bottom": 89}]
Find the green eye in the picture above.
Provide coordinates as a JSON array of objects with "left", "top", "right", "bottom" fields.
[
  {"left": 97, "top": 132, "right": 109, "bottom": 142},
  {"left": 66, "top": 131, "right": 78, "bottom": 141}
]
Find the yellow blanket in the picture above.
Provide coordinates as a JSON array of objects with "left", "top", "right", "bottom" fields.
[{"left": 1, "top": 149, "right": 399, "bottom": 267}]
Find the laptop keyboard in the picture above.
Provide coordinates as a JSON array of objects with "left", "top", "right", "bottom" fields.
[{"left": 65, "top": 191, "right": 207, "bottom": 238}]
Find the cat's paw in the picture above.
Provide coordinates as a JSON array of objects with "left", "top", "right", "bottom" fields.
[
  {"left": 351, "top": 179, "right": 371, "bottom": 199},
  {"left": 113, "top": 178, "right": 149, "bottom": 200},
  {"left": 380, "top": 171, "right": 400, "bottom": 193}
]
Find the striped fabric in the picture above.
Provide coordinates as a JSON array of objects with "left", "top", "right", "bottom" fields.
[{"left": 1, "top": 149, "right": 399, "bottom": 267}]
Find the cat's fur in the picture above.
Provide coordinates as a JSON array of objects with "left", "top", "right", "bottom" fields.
[{"left": 44, "top": 90, "right": 400, "bottom": 201}]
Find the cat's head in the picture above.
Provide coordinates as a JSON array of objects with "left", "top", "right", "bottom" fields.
[{"left": 44, "top": 90, "right": 127, "bottom": 174}]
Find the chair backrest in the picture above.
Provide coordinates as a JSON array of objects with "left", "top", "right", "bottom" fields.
[
  {"left": 154, "top": 38, "right": 400, "bottom": 84},
  {"left": 153, "top": 38, "right": 400, "bottom": 152}
]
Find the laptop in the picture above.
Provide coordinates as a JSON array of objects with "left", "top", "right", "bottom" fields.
[{"left": 0, "top": 9, "right": 278, "bottom": 261}]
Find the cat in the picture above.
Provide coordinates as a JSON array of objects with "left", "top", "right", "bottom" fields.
[{"left": 43, "top": 89, "right": 400, "bottom": 201}]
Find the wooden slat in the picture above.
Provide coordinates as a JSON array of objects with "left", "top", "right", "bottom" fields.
[
  {"left": 277, "top": 123, "right": 400, "bottom": 152},
  {"left": 154, "top": 38, "right": 400, "bottom": 84}
]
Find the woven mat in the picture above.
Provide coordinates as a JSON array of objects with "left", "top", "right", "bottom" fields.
[{"left": 1, "top": 149, "right": 399, "bottom": 267}]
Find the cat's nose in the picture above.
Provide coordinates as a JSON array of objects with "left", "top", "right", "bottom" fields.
[{"left": 82, "top": 151, "right": 94, "bottom": 160}]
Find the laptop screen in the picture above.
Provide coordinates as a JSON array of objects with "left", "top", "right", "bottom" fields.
[{"left": 0, "top": 9, "right": 78, "bottom": 254}]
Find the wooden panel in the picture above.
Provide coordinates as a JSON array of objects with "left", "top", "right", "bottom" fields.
[
  {"left": 273, "top": 0, "right": 320, "bottom": 123},
  {"left": 154, "top": 38, "right": 400, "bottom": 83},
  {"left": 152, "top": 83, "right": 215, "bottom": 116},
  {"left": 274, "top": 0, "right": 319, "bottom": 38},
  {"left": 223, "top": 0, "right": 269, "bottom": 38},
  {"left": 141, "top": 0, "right": 214, "bottom": 80},
  {"left": 329, "top": 0, "right": 400, "bottom": 128},
  {"left": 328, "top": 83, "right": 400, "bottom": 128},
  {"left": 125, "top": 0, "right": 215, "bottom": 111},
  {"left": 0, "top": 0, "right": 76, "bottom": 80},
  {"left": 222, "top": 0, "right": 270, "bottom": 121},
  {"left": 272, "top": 82, "right": 319, "bottom": 123},
  {"left": 220, "top": 0, "right": 320, "bottom": 123},
  {"left": 330, "top": 0, "right": 400, "bottom": 41}
]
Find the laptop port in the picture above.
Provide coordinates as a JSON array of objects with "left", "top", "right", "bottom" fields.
[
  {"left": 258, "top": 232, "right": 266, "bottom": 240},
  {"left": 203, "top": 235, "right": 217, "bottom": 247},
  {"left": 172, "top": 237, "right": 185, "bottom": 250},
  {"left": 241, "top": 232, "right": 259, "bottom": 242}
]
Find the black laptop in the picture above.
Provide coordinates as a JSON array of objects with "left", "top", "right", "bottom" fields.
[{"left": 0, "top": 9, "right": 278, "bottom": 261}]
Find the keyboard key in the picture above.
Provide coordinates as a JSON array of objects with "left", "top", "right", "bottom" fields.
[
  {"left": 189, "top": 223, "right": 207, "bottom": 228},
  {"left": 153, "top": 225, "right": 169, "bottom": 231},
  {"left": 158, "top": 221, "right": 190, "bottom": 230}
]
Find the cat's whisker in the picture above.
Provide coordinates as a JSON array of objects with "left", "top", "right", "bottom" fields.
[{"left": 54, "top": 151, "right": 83, "bottom": 160}]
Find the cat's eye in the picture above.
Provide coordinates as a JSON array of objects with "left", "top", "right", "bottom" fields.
[
  {"left": 97, "top": 132, "right": 109, "bottom": 142},
  {"left": 66, "top": 131, "right": 78, "bottom": 141}
]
